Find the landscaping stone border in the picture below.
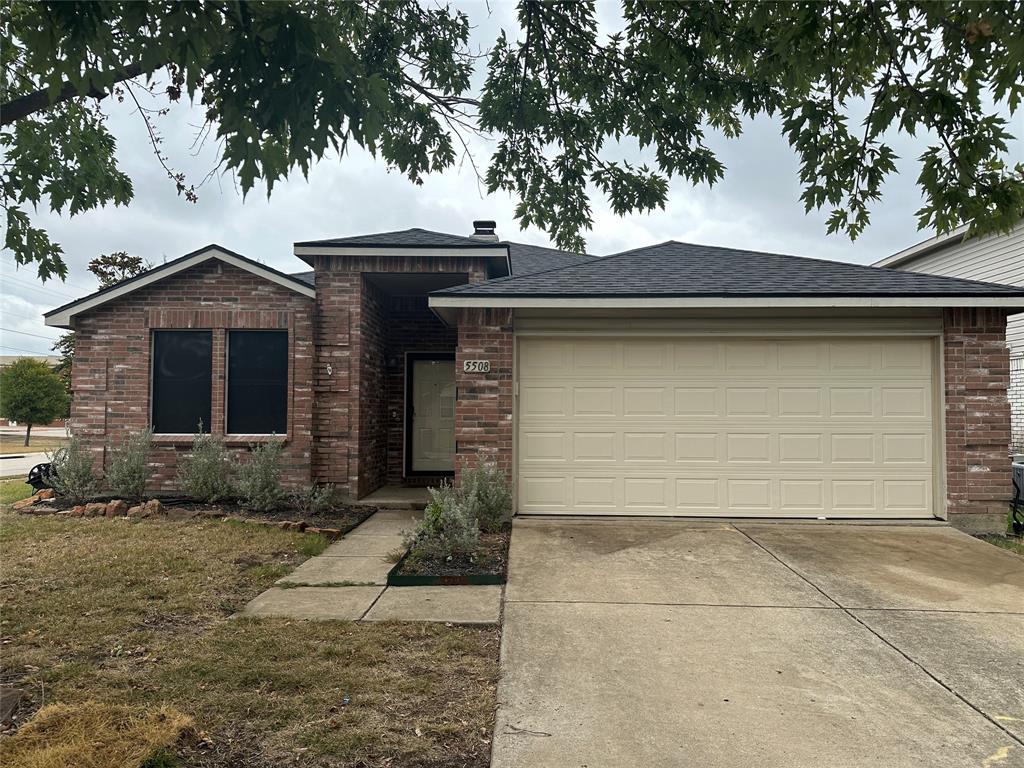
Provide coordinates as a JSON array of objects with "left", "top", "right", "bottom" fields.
[
  {"left": 386, "top": 550, "right": 506, "bottom": 586},
  {"left": 11, "top": 495, "right": 368, "bottom": 541}
]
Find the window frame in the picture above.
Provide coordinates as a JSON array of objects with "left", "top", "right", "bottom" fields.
[
  {"left": 224, "top": 328, "right": 290, "bottom": 437},
  {"left": 149, "top": 329, "right": 213, "bottom": 436}
]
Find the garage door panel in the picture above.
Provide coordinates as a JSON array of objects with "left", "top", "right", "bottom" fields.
[
  {"left": 674, "top": 387, "right": 719, "bottom": 416},
  {"left": 518, "top": 337, "right": 936, "bottom": 518}
]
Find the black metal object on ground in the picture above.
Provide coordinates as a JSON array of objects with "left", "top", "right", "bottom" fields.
[
  {"left": 1012, "top": 462, "right": 1024, "bottom": 536},
  {"left": 26, "top": 462, "right": 53, "bottom": 492}
]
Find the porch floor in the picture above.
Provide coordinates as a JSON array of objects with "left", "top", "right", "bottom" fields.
[{"left": 356, "top": 485, "right": 430, "bottom": 510}]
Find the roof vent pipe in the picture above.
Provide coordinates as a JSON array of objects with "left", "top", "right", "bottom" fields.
[{"left": 471, "top": 220, "right": 499, "bottom": 242}]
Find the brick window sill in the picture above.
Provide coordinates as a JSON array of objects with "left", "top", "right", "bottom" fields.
[{"left": 151, "top": 434, "right": 289, "bottom": 446}]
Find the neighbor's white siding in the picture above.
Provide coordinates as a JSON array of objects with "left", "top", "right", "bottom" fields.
[
  {"left": 882, "top": 223, "right": 1023, "bottom": 450},
  {"left": 883, "top": 224, "right": 1023, "bottom": 349}
]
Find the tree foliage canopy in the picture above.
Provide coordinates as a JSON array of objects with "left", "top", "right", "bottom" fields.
[
  {"left": 0, "top": 358, "right": 69, "bottom": 442},
  {"left": 2, "top": 0, "right": 1021, "bottom": 272}
]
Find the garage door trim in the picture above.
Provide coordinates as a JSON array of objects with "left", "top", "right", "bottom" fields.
[{"left": 513, "top": 330, "right": 944, "bottom": 520}]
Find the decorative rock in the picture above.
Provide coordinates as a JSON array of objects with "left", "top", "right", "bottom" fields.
[
  {"left": 319, "top": 528, "right": 341, "bottom": 539},
  {"left": 142, "top": 499, "right": 163, "bottom": 516},
  {"left": 12, "top": 495, "right": 38, "bottom": 510},
  {"left": 70, "top": 505, "right": 86, "bottom": 517},
  {"left": 84, "top": 502, "right": 107, "bottom": 517},
  {"left": 127, "top": 504, "right": 144, "bottom": 518},
  {"left": 105, "top": 499, "right": 129, "bottom": 518},
  {"left": 199, "top": 510, "right": 225, "bottom": 519},
  {"left": 37, "top": 489, "right": 55, "bottom": 500}
]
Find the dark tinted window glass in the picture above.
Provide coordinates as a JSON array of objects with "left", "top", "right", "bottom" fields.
[
  {"left": 227, "top": 331, "right": 288, "bottom": 434},
  {"left": 151, "top": 331, "right": 212, "bottom": 433}
]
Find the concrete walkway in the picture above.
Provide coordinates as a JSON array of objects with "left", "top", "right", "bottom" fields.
[
  {"left": 493, "top": 518, "right": 1024, "bottom": 768},
  {"left": 240, "top": 509, "right": 501, "bottom": 624}
]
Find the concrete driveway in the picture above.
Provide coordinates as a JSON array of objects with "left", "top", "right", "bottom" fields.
[{"left": 493, "top": 519, "right": 1024, "bottom": 768}]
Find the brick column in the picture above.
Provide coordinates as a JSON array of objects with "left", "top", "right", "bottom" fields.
[
  {"left": 311, "top": 262, "right": 359, "bottom": 496},
  {"left": 454, "top": 308, "right": 514, "bottom": 485},
  {"left": 943, "top": 307, "right": 1012, "bottom": 532}
]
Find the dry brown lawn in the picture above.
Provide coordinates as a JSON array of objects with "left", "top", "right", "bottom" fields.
[
  {"left": 0, "top": 434, "right": 67, "bottom": 456},
  {"left": 0, "top": 513, "right": 500, "bottom": 768}
]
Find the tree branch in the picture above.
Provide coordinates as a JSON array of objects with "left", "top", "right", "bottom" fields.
[{"left": 1, "top": 62, "right": 153, "bottom": 126}]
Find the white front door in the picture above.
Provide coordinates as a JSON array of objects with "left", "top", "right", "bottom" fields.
[{"left": 410, "top": 358, "right": 455, "bottom": 473}]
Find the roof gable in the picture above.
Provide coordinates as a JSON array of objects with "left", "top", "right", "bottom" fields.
[{"left": 44, "top": 245, "right": 315, "bottom": 328}]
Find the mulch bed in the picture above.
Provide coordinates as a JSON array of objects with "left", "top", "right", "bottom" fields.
[
  {"left": 21, "top": 494, "right": 377, "bottom": 537},
  {"left": 391, "top": 529, "right": 510, "bottom": 583},
  {"left": 147, "top": 498, "right": 377, "bottom": 532}
]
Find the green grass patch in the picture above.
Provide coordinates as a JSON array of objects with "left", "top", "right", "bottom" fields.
[
  {"left": 979, "top": 534, "right": 1024, "bottom": 556},
  {"left": 0, "top": 479, "right": 34, "bottom": 506}
]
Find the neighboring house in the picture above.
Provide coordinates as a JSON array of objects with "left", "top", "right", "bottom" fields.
[
  {"left": 873, "top": 223, "right": 1024, "bottom": 453},
  {"left": 45, "top": 222, "right": 1024, "bottom": 532}
]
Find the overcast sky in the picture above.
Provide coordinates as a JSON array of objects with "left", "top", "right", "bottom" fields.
[{"left": 2, "top": 1, "right": 1020, "bottom": 357}]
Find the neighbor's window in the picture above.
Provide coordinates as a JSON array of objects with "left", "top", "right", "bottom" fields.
[
  {"left": 227, "top": 330, "right": 288, "bottom": 434},
  {"left": 151, "top": 330, "right": 212, "bottom": 433}
]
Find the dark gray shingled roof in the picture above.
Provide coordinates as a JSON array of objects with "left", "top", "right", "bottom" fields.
[
  {"left": 296, "top": 228, "right": 593, "bottom": 277},
  {"left": 297, "top": 228, "right": 489, "bottom": 248},
  {"left": 435, "top": 241, "right": 1024, "bottom": 298},
  {"left": 290, "top": 271, "right": 315, "bottom": 286},
  {"left": 505, "top": 242, "right": 594, "bottom": 275}
]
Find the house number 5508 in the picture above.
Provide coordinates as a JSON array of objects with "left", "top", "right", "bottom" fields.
[{"left": 463, "top": 359, "right": 491, "bottom": 373}]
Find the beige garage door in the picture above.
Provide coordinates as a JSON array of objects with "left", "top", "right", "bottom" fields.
[{"left": 517, "top": 337, "right": 936, "bottom": 518}]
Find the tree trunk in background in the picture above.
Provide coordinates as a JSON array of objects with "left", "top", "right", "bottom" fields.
[{"left": 24, "top": 423, "right": 32, "bottom": 447}]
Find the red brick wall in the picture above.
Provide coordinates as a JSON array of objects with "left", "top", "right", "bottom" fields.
[
  {"left": 70, "top": 260, "right": 315, "bottom": 490},
  {"left": 943, "top": 307, "right": 1012, "bottom": 532},
  {"left": 358, "top": 280, "right": 388, "bottom": 496},
  {"left": 453, "top": 308, "right": 514, "bottom": 485},
  {"left": 311, "top": 254, "right": 490, "bottom": 498}
]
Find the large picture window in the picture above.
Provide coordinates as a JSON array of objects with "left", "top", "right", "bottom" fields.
[
  {"left": 227, "top": 330, "right": 288, "bottom": 434},
  {"left": 151, "top": 331, "right": 212, "bottom": 433}
]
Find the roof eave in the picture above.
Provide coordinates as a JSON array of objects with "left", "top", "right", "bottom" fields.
[
  {"left": 292, "top": 242, "right": 512, "bottom": 272},
  {"left": 428, "top": 294, "right": 1024, "bottom": 313}
]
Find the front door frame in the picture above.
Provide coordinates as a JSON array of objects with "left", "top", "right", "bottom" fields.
[{"left": 404, "top": 351, "right": 456, "bottom": 477}]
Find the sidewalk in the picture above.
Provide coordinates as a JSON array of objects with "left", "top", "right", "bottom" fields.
[{"left": 240, "top": 510, "right": 501, "bottom": 625}]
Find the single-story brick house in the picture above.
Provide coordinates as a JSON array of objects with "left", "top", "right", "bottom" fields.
[{"left": 45, "top": 222, "right": 1024, "bottom": 532}]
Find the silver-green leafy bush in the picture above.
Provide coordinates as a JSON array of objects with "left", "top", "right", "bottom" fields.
[
  {"left": 46, "top": 434, "right": 101, "bottom": 504},
  {"left": 460, "top": 452, "right": 512, "bottom": 533},
  {"left": 236, "top": 440, "right": 286, "bottom": 512},
  {"left": 106, "top": 428, "right": 153, "bottom": 502},
  {"left": 176, "top": 431, "right": 235, "bottom": 503},
  {"left": 288, "top": 483, "right": 341, "bottom": 516},
  {"left": 403, "top": 480, "right": 480, "bottom": 561}
]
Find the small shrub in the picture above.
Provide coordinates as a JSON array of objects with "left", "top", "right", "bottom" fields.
[
  {"left": 461, "top": 452, "right": 512, "bottom": 533},
  {"left": 177, "top": 431, "right": 234, "bottom": 503},
  {"left": 106, "top": 428, "right": 153, "bottom": 502},
  {"left": 46, "top": 435, "right": 101, "bottom": 503},
  {"left": 289, "top": 483, "right": 341, "bottom": 516},
  {"left": 403, "top": 480, "right": 480, "bottom": 561},
  {"left": 237, "top": 440, "right": 285, "bottom": 512}
]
